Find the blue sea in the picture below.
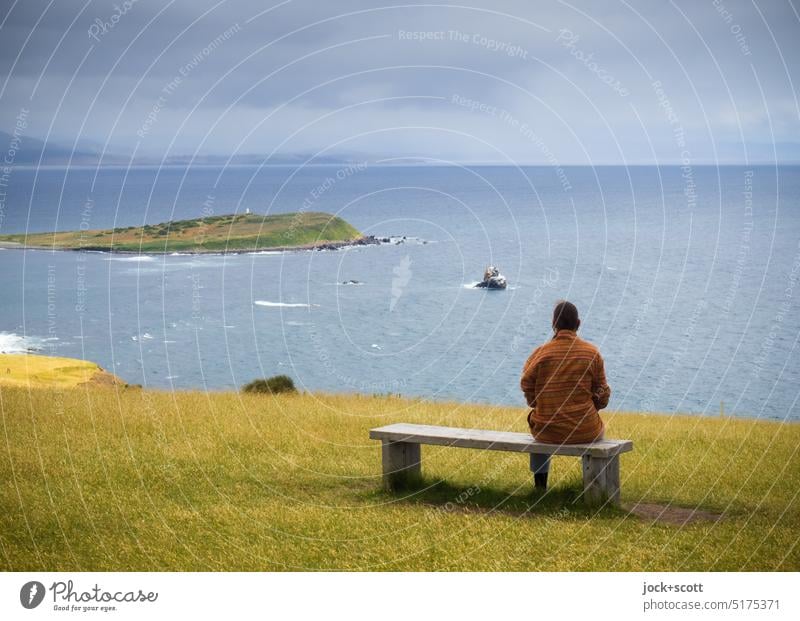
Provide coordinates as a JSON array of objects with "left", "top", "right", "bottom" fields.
[{"left": 1, "top": 164, "right": 798, "bottom": 420}]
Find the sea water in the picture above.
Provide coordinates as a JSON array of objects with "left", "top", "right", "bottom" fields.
[{"left": 1, "top": 164, "right": 798, "bottom": 420}]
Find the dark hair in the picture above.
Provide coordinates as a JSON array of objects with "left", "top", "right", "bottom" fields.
[{"left": 552, "top": 300, "right": 580, "bottom": 332}]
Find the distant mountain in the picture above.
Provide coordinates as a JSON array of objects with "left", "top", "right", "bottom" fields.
[
  {"left": 160, "top": 152, "right": 367, "bottom": 166},
  {"left": 11, "top": 131, "right": 795, "bottom": 167},
  {"left": 0, "top": 131, "right": 126, "bottom": 165},
  {"left": 0, "top": 131, "right": 372, "bottom": 167}
]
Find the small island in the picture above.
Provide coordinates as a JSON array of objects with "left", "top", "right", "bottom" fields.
[{"left": 0, "top": 211, "right": 375, "bottom": 253}]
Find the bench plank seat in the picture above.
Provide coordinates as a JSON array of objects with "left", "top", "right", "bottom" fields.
[
  {"left": 369, "top": 423, "right": 633, "bottom": 507},
  {"left": 369, "top": 423, "right": 632, "bottom": 457}
]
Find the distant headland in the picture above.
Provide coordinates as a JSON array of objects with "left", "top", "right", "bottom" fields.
[{"left": 0, "top": 211, "right": 378, "bottom": 254}]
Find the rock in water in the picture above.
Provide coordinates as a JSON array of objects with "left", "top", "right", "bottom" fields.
[{"left": 474, "top": 265, "right": 507, "bottom": 290}]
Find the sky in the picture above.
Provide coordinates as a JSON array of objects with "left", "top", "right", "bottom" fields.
[{"left": 1, "top": 0, "right": 798, "bottom": 164}]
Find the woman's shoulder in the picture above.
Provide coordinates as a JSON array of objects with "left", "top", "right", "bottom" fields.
[{"left": 575, "top": 335, "right": 603, "bottom": 356}]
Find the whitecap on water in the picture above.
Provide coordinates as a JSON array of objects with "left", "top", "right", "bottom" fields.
[
  {"left": 385, "top": 236, "right": 427, "bottom": 245},
  {"left": 106, "top": 255, "right": 156, "bottom": 262},
  {"left": 463, "top": 282, "right": 517, "bottom": 290},
  {"left": 0, "top": 332, "right": 42, "bottom": 353},
  {"left": 254, "top": 301, "right": 318, "bottom": 308}
]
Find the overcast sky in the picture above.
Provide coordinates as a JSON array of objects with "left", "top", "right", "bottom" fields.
[{"left": 1, "top": 0, "right": 798, "bottom": 164}]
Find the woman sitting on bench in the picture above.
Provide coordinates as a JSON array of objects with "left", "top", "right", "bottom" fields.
[{"left": 520, "top": 300, "right": 611, "bottom": 490}]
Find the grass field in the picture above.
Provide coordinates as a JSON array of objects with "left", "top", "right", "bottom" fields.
[
  {"left": 0, "top": 211, "right": 363, "bottom": 253},
  {"left": 0, "top": 386, "right": 797, "bottom": 571}
]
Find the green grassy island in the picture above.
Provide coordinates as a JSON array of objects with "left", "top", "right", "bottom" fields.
[{"left": 0, "top": 211, "right": 370, "bottom": 253}]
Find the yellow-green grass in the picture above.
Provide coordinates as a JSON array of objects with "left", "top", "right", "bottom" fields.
[
  {"left": 0, "top": 354, "right": 123, "bottom": 389},
  {"left": 0, "top": 212, "right": 362, "bottom": 253},
  {"left": 0, "top": 386, "right": 797, "bottom": 571}
]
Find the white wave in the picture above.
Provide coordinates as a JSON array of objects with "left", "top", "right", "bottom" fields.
[
  {"left": 130, "top": 333, "right": 155, "bottom": 341},
  {"left": 0, "top": 332, "right": 42, "bottom": 353},
  {"left": 463, "top": 282, "right": 517, "bottom": 290},
  {"left": 371, "top": 343, "right": 382, "bottom": 350},
  {"left": 386, "top": 236, "right": 427, "bottom": 245},
  {"left": 106, "top": 255, "right": 156, "bottom": 262},
  {"left": 254, "top": 300, "right": 318, "bottom": 308},
  {"left": 285, "top": 321, "right": 307, "bottom": 326}
]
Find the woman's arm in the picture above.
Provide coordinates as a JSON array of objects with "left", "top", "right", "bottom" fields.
[
  {"left": 592, "top": 353, "right": 611, "bottom": 410},
  {"left": 520, "top": 351, "right": 539, "bottom": 409}
]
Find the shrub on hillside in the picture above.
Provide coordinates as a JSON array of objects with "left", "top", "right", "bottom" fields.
[{"left": 242, "top": 375, "right": 297, "bottom": 395}]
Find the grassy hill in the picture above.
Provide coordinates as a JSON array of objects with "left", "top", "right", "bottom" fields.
[
  {"left": 1, "top": 385, "right": 797, "bottom": 571},
  {"left": 0, "top": 212, "right": 363, "bottom": 253},
  {"left": 0, "top": 353, "right": 125, "bottom": 389}
]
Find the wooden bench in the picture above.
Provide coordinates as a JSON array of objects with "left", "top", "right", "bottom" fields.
[{"left": 369, "top": 423, "right": 633, "bottom": 506}]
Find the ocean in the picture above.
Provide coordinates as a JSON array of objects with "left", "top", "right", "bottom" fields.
[{"left": 1, "top": 164, "right": 798, "bottom": 420}]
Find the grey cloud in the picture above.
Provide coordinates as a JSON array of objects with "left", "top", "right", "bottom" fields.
[{"left": 1, "top": 0, "right": 798, "bottom": 163}]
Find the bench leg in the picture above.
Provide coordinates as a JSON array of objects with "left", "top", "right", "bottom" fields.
[
  {"left": 582, "top": 454, "right": 621, "bottom": 507},
  {"left": 381, "top": 440, "right": 421, "bottom": 490}
]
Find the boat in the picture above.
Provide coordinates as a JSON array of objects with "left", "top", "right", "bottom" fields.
[{"left": 474, "top": 265, "right": 507, "bottom": 289}]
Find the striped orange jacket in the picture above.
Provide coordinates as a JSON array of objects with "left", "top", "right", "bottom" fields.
[{"left": 520, "top": 329, "right": 610, "bottom": 444}]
